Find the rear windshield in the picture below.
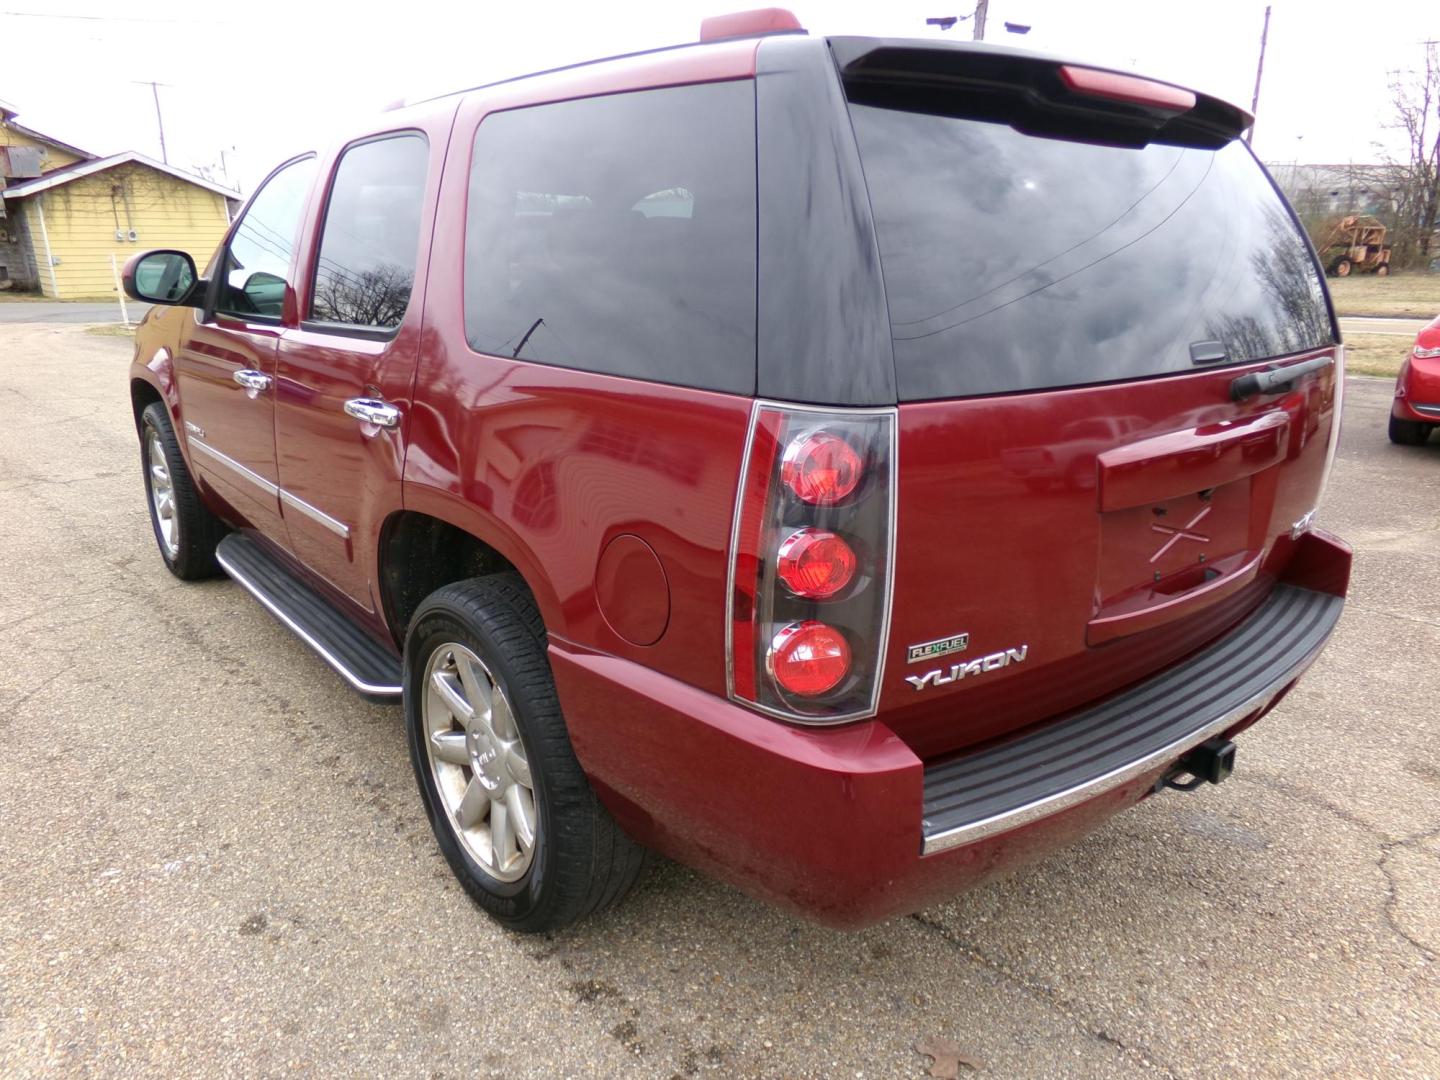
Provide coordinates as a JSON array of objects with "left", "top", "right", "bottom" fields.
[{"left": 846, "top": 103, "right": 1334, "bottom": 400}]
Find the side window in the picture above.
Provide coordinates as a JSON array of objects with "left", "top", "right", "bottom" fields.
[
  {"left": 216, "top": 156, "right": 317, "bottom": 320},
  {"left": 464, "top": 81, "right": 756, "bottom": 394},
  {"left": 309, "top": 134, "right": 429, "bottom": 330}
]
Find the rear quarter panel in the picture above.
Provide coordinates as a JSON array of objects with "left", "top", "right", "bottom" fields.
[{"left": 405, "top": 42, "right": 762, "bottom": 693}]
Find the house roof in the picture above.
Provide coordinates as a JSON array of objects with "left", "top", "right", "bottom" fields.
[
  {"left": 6, "top": 120, "right": 95, "bottom": 163},
  {"left": 1, "top": 150, "right": 239, "bottom": 200},
  {"left": 0, "top": 103, "right": 96, "bottom": 163}
]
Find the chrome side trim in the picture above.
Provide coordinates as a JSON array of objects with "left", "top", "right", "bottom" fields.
[
  {"left": 215, "top": 545, "right": 402, "bottom": 698},
  {"left": 919, "top": 643, "right": 1327, "bottom": 856},
  {"left": 190, "top": 438, "right": 279, "bottom": 497},
  {"left": 280, "top": 489, "right": 351, "bottom": 538},
  {"left": 1412, "top": 402, "right": 1440, "bottom": 417}
]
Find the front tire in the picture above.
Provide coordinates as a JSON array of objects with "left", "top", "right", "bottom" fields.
[
  {"left": 404, "top": 574, "right": 646, "bottom": 932},
  {"left": 1389, "top": 415, "right": 1431, "bottom": 446},
  {"left": 139, "top": 402, "right": 224, "bottom": 579}
]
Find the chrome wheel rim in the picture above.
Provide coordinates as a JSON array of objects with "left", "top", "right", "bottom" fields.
[
  {"left": 422, "top": 643, "right": 537, "bottom": 882},
  {"left": 146, "top": 429, "right": 179, "bottom": 558}
]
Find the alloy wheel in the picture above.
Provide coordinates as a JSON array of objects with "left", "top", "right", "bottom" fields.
[
  {"left": 421, "top": 642, "right": 537, "bottom": 882},
  {"left": 146, "top": 428, "right": 179, "bottom": 558}
]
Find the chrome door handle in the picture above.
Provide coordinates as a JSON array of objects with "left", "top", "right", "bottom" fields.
[
  {"left": 233, "top": 369, "right": 272, "bottom": 391},
  {"left": 233, "top": 369, "right": 272, "bottom": 396},
  {"left": 344, "top": 397, "right": 402, "bottom": 431}
]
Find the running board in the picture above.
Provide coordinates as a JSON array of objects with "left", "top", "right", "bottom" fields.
[{"left": 215, "top": 533, "right": 403, "bottom": 702}]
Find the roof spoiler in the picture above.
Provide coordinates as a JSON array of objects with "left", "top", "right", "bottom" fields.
[
  {"left": 700, "top": 8, "right": 804, "bottom": 44},
  {"left": 829, "top": 38, "right": 1252, "bottom": 150}
]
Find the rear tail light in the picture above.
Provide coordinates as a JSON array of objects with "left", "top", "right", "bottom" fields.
[
  {"left": 776, "top": 528, "right": 857, "bottom": 599},
  {"left": 769, "top": 621, "right": 852, "bottom": 696},
  {"left": 727, "top": 404, "right": 896, "bottom": 724},
  {"left": 1317, "top": 344, "right": 1346, "bottom": 508},
  {"left": 781, "top": 431, "right": 863, "bottom": 505}
]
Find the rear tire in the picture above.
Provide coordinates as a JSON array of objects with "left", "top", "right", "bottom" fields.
[
  {"left": 1334, "top": 258, "right": 1352, "bottom": 277},
  {"left": 404, "top": 574, "right": 646, "bottom": 932},
  {"left": 139, "top": 402, "right": 224, "bottom": 579},
  {"left": 1376, "top": 264, "right": 1391, "bottom": 277},
  {"left": 1389, "top": 415, "right": 1431, "bottom": 446}
]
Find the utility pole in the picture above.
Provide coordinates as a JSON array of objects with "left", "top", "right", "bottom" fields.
[
  {"left": 972, "top": 0, "right": 988, "bottom": 41},
  {"left": 1246, "top": 5, "right": 1271, "bottom": 145},
  {"left": 134, "top": 80, "right": 170, "bottom": 164}
]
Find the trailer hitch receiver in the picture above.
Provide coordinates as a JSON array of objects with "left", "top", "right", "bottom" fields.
[{"left": 1156, "top": 737, "right": 1237, "bottom": 793}]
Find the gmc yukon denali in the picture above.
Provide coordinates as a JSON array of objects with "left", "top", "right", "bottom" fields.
[{"left": 123, "top": 10, "right": 1352, "bottom": 931}]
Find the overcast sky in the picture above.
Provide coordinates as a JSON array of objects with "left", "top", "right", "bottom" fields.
[{"left": 1, "top": 0, "right": 1432, "bottom": 194}]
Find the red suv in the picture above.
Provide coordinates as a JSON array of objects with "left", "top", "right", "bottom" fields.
[{"left": 123, "top": 12, "right": 1352, "bottom": 931}]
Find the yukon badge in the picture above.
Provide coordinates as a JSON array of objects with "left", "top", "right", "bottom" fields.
[{"left": 905, "top": 645, "right": 1029, "bottom": 692}]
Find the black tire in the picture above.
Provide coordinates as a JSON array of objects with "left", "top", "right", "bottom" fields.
[
  {"left": 139, "top": 402, "right": 224, "bottom": 579},
  {"left": 1389, "top": 415, "right": 1431, "bottom": 446},
  {"left": 1334, "top": 259, "right": 1352, "bottom": 277},
  {"left": 1376, "top": 263, "right": 1391, "bottom": 277},
  {"left": 404, "top": 574, "right": 646, "bottom": 932}
]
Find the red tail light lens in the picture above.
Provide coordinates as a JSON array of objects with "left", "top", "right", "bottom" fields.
[
  {"left": 776, "top": 528, "right": 857, "bottom": 599},
  {"left": 781, "top": 431, "right": 862, "bottom": 505},
  {"left": 769, "top": 621, "right": 852, "bottom": 696}
]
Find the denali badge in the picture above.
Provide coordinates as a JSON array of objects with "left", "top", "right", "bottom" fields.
[
  {"left": 905, "top": 645, "right": 1029, "bottom": 692},
  {"left": 906, "top": 632, "right": 970, "bottom": 665}
]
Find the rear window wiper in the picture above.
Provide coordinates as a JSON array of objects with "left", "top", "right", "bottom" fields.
[{"left": 1229, "top": 355, "right": 1333, "bottom": 402}]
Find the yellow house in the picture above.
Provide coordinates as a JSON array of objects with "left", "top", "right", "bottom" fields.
[{"left": 1, "top": 101, "right": 237, "bottom": 299}]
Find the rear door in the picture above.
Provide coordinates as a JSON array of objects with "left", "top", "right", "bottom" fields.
[
  {"left": 174, "top": 156, "right": 317, "bottom": 544},
  {"left": 273, "top": 120, "right": 446, "bottom": 617},
  {"left": 831, "top": 42, "right": 1340, "bottom": 757}
]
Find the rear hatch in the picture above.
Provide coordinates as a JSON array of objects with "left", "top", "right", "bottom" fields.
[{"left": 832, "top": 40, "right": 1341, "bottom": 758}]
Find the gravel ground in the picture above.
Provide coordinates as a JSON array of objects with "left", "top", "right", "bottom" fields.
[{"left": 1, "top": 324, "right": 1436, "bottom": 1079}]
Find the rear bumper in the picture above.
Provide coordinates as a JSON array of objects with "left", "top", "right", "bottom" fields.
[
  {"left": 1393, "top": 397, "right": 1440, "bottom": 423},
  {"left": 553, "top": 529, "right": 1350, "bottom": 929},
  {"left": 921, "top": 581, "right": 1341, "bottom": 854}
]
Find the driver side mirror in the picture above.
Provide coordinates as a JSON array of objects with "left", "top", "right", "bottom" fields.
[{"left": 122, "top": 249, "right": 204, "bottom": 307}]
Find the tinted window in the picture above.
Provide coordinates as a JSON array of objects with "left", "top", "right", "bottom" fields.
[
  {"left": 310, "top": 134, "right": 428, "bottom": 329},
  {"left": 216, "top": 156, "right": 317, "bottom": 320},
  {"left": 847, "top": 104, "right": 1333, "bottom": 400},
  {"left": 464, "top": 82, "right": 756, "bottom": 393}
]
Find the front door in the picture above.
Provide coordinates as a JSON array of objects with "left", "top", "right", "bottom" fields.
[
  {"left": 174, "top": 156, "right": 317, "bottom": 543},
  {"left": 274, "top": 129, "right": 440, "bottom": 614}
]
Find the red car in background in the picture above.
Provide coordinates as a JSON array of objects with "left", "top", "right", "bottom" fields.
[{"left": 1390, "top": 315, "right": 1440, "bottom": 446}]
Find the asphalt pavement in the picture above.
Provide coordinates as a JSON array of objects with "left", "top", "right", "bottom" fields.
[
  {"left": 1339, "top": 316, "right": 1432, "bottom": 337},
  {"left": 0, "top": 324, "right": 1436, "bottom": 1079},
  {"left": 0, "top": 301, "right": 152, "bottom": 324}
]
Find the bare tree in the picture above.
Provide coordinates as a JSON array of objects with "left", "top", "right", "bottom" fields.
[{"left": 1385, "top": 42, "right": 1440, "bottom": 269}]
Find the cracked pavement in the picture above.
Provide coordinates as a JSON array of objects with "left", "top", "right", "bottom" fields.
[{"left": 0, "top": 324, "right": 1436, "bottom": 1078}]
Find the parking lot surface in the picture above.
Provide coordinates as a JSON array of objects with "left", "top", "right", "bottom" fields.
[{"left": 1, "top": 324, "right": 1437, "bottom": 1078}]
